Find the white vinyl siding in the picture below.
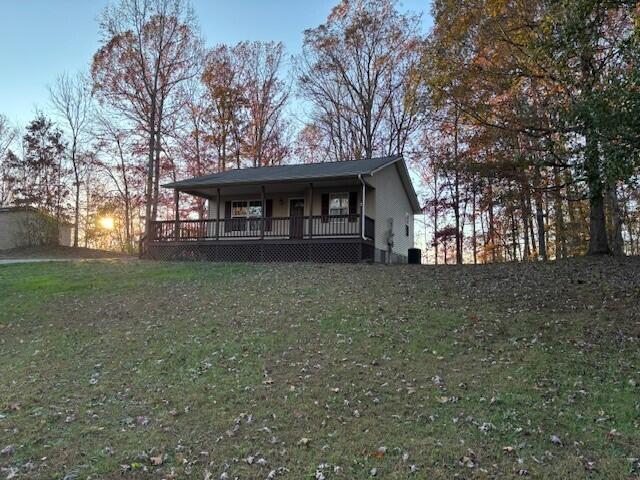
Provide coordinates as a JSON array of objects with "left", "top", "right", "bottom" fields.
[{"left": 367, "top": 162, "right": 414, "bottom": 260}]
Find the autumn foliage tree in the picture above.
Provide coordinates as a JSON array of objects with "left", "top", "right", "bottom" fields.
[
  {"left": 5, "top": 114, "right": 68, "bottom": 219},
  {"left": 91, "top": 0, "right": 202, "bottom": 242},
  {"left": 0, "top": 115, "right": 18, "bottom": 206},
  {"left": 420, "top": 0, "right": 640, "bottom": 260}
]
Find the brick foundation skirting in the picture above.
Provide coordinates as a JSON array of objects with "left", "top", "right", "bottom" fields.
[{"left": 144, "top": 239, "right": 375, "bottom": 263}]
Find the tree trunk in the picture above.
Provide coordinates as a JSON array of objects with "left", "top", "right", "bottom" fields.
[
  {"left": 608, "top": 187, "right": 624, "bottom": 256},
  {"left": 453, "top": 169, "right": 462, "bottom": 264},
  {"left": 588, "top": 190, "right": 609, "bottom": 255},
  {"left": 84, "top": 170, "right": 91, "bottom": 248},
  {"left": 584, "top": 137, "right": 610, "bottom": 255},
  {"left": 519, "top": 180, "right": 531, "bottom": 261},
  {"left": 487, "top": 177, "right": 496, "bottom": 263},
  {"left": 433, "top": 173, "right": 439, "bottom": 265},
  {"left": 143, "top": 99, "right": 157, "bottom": 246},
  {"left": 71, "top": 139, "right": 80, "bottom": 248},
  {"left": 533, "top": 166, "right": 547, "bottom": 260},
  {"left": 472, "top": 189, "right": 477, "bottom": 265},
  {"left": 527, "top": 195, "right": 537, "bottom": 258},
  {"left": 510, "top": 210, "right": 518, "bottom": 261},
  {"left": 152, "top": 128, "right": 161, "bottom": 222},
  {"left": 453, "top": 112, "right": 463, "bottom": 265},
  {"left": 552, "top": 166, "right": 566, "bottom": 259},
  {"left": 619, "top": 185, "right": 635, "bottom": 255}
]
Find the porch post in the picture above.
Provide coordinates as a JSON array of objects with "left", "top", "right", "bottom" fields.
[
  {"left": 261, "top": 185, "right": 265, "bottom": 240},
  {"left": 174, "top": 189, "right": 180, "bottom": 240},
  {"left": 308, "top": 182, "right": 313, "bottom": 238},
  {"left": 216, "top": 188, "right": 220, "bottom": 240}
]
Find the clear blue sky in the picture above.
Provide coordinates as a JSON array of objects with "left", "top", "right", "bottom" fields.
[{"left": 0, "top": 0, "right": 432, "bottom": 126}]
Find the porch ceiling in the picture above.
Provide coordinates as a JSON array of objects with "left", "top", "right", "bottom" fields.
[{"left": 181, "top": 177, "right": 372, "bottom": 199}]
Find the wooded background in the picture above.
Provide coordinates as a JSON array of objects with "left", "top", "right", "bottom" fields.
[{"left": 0, "top": 0, "right": 638, "bottom": 262}]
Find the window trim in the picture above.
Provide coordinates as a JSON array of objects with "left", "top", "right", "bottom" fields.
[
  {"left": 328, "top": 192, "right": 350, "bottom": 218},
  {"left": 229, "top": 199, "right": 264, "bottom": 233},
  {"left": 230, "top": 199, "right": 263, "bottom": 218}
]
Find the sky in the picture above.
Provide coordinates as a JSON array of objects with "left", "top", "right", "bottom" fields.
[{"left": 0, "top": 0, "right": 433, "bottom": 126}]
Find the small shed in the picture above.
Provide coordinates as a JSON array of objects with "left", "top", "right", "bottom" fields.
[{"left": 0, "top": 207, "right": 72, "bottom": 250}]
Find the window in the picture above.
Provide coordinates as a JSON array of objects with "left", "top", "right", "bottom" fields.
[
  {"left": 230, "top": 200, "right": 263, "bottom": 232},
  {"left": 405, "top": 213, "right": 410, "bottom": 237},
  {"left": 248, "top": 200, "right": 263, "bottom": 218},
  {"left": 231, "top": 201, "right": 247, "bottom": 218},
  {"left": 231, "top": 200, "right": 262, "bottom": 218},
  {"left": 329, "top": 193, "right": 349, "bottom": 216}
]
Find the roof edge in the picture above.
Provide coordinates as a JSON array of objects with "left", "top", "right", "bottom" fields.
[
  {"left": 163, "top": 173, "right": 364, "bottom": 190},
  {"left": 370, "top": 156, "right": 421, "bottom": 214},
  {"left": 163, "top": 156, "right": 404, "bottom": 190}
]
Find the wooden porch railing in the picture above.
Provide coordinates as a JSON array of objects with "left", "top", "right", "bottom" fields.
[{"left": 149, "top": 214, "right": 375, "bottom": 242}]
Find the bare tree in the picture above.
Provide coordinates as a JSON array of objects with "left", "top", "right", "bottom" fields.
[
  {"left": 297, "top": 0, "right": 422, "bottom": 161},
  {"left": 93, "top": 113, "right": 139, "bottom": 252},
  {"left": 173, "top": 81, "right": 215, "bottom": 217},
  {"left": 49, "top": 72, "right": 93, "bottom": 247},
  {"left": 237, "top": 41, "right": 290, "bottom": 166},
  {"left": 202, "top": 45, "right": 246, "bottom": 171}
]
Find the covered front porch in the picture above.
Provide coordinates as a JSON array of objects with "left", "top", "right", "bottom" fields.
[
  {"left": 144, "top": 178, "right": 376, "bottom": 263},
  {"left": 149, "top": 178, "right": 375, "bottom": 243}
]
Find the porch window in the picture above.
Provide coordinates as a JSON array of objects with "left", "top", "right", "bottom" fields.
[
  {"left": 231, "top": 201, "right": 248, "bottom": 218},
  {"left": 329, "top": 193, "right": 349, "bottom": 216},
  {"left": 230, "top": 200, "right": 263, "bottom": 232},
  {"left": 248, "top": 200, "right": 263, "bottom": 218},
  {"left": 231, "top": 200, "right": 263, "bottom": 218}
]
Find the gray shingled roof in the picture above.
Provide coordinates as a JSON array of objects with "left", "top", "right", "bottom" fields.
[{"left": 164, "top": 156, "right": 402, "bottom": 189}]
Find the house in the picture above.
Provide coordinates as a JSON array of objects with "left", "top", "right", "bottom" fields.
[
  {"left": 144, "top": 155, "right": 421, "bottom": 263},
  {"left": 0, "top": 206, "right": 72, "bottom": 250}
]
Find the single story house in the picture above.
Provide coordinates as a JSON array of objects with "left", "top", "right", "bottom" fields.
[
  {"left": 144, "top": 155, "right": 421, "bottom": 263},
  {"left": 0, "top": 206, "right": 72, "bottom": 250}
]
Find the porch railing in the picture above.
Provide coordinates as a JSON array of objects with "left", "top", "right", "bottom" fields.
[{"left": 149, "top": 214, "right": 375, "bottom": 242}]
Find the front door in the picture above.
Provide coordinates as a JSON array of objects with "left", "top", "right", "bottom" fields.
[{"left": 289, "top": 199, "right": 305, "bottom": 239}]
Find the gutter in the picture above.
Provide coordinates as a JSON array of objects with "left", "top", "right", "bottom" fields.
[{"left": 358, "top": 174, "right": 366, "bottom": 240}]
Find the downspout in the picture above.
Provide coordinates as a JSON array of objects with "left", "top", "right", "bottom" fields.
[{"left": 358, "top": 174, "right": 366, "bottom": 240}]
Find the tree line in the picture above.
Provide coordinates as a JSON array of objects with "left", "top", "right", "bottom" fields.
[
  {"left": 419, "top": 0, "right": 640, "bottom": 262},
  {"left": 0, "top": 0, "right": 638, "bottom": 260}
]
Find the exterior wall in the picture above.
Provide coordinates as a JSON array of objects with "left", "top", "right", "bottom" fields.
[
  {"left": 0, "top": 209, "right": 72, "bottom": 250},
  {"left": 58, "top": 224, "right": 72, "bottom": 247},
  {"left": 206, "top": 187, "right": 367, "bottom": 219},
  {"left": 208, "top": 192, "right": 293, "bottom": 219},
  {"left": 367, "top": 163, "right": 415, "bottom": 262},
  {"left": 205, "top": 188, "right": 365, "bottom": 240},
  {"left": 0, "top": 211, "right": 22, "bottom": 249}
]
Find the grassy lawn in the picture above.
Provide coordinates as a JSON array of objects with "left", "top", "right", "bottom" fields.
[{"left": 1, "top": 259, "right": 639, "bottom": 479}]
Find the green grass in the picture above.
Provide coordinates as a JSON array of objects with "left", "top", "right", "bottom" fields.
[{"left": 0, "top": 258, "right": 639, "bottom": 479}]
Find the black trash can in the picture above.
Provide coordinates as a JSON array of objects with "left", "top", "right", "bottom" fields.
[{"left": 408, "top": 248, "right": 421, "bottom": 264}]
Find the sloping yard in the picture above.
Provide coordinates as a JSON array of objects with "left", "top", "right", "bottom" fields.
[{"left": 0, "top": 258, "right": 639, "bottom": 479}]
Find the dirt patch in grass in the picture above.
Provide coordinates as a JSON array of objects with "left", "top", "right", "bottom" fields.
[
  {"left": 0, "top": 258, "right": 638, "bottom": 479},
  {"left": 0, "top": 245, "right": 133, "bottom": 260}
]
